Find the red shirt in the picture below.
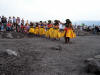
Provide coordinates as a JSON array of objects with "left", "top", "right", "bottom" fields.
[
  {"left": 64, "top": 27, "right": 68, "bottom": 31},
  {"left": 21, "top": 25, "right": 25, "bottom": 28},
  {"left": 7, "top": 23, "right": 11, "bottom": 27},
  {"left": 48, "top": 24, "right": 53, "bottom": 28}
]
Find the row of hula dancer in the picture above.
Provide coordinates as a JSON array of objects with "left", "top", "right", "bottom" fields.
[{"left": 29, "top": 19, "right": 76, "bottom": 44}]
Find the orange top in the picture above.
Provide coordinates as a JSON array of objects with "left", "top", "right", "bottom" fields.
[{"left": 54, "top": 25, "right": 59, "bottom": 29}]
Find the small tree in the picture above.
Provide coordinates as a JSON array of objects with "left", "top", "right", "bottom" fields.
[{"left": 81, "top": 23, "right": 85, "bottom": 26}]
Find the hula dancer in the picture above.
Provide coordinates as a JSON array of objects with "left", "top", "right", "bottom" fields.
[
  {"left": 53, "top": 20, "right": 61, "bottom": 40},
  {"left": 64, "top": 19, "right": 76, "bottom": 43},
  {"left": 34, "top": 23, "right": 39, "bottom": 36},
  {"left": 45, "top": 20, "right": 53, "bottom": 39},
  {"left": 29, "top": 22, "right": 35, "bottom": 34},
  {"left": 39, "top": 21, "right": 46, "bottom": 37}
]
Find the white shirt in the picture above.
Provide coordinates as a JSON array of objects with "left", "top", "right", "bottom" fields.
[
  {"left": 8, "top": 18, "right": 12, "bottom": 23},
  {"left": 59, "top": 23, "right": 65, "bottom": 29},
  {"left": 0, "top": 18, "right": 1, "bottom": 22},
  {"left": 13, "top": 18, "right": 16, "bottom": 23}
]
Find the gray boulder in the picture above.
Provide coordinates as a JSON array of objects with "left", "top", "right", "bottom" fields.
[
  {"left": 6, "top": 49, "right": 18, "bottom": 56},
  {"left": 85, "top": 55, "right": 100, "bottom": 74},
  {"left": 50, "top": 45, "right": 62, "bottom": 51}
]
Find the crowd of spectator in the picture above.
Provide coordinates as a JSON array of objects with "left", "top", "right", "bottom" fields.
[
  {"left": 0, "top": 16, "right": 29, "bottom": 32},
  {"left": 74, "top": 25, "right": 100, "bottom": 34}
]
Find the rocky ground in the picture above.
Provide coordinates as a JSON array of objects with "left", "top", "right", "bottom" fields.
[{"left": 0, "top": 32, "right": 100, "bottom": 75}]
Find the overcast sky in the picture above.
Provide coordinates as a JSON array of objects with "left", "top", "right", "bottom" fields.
[{"left": 0, "top": 0, "right": 100, "bottom": 22}]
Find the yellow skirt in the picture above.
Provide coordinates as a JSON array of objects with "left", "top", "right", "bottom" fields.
[
  {"left": 39, "top": 28, "right": 46, "bottom": 35},
  {"left": 34, "top": 28, "right": 39, "bottom": 35},
  {"left": 49, "top": 28, "right": 54, "bottom": 38},
  {"left": 65, "top": 29, "right": 76, "bottom": 38},
  {"left": 45, "top": 30, "right": 49, "bottom": 38},
  {"left": 53, "top": 29, "right": 63, "bottom": 39},
  {"left": 45, "top": 28, "right": 54, "bottom": 38},
  {"left": 60, "top": 31, "right": 65, "bottom": 38},
  {"left": 29, "top": 28, "right": 35, "bottom": 34}
]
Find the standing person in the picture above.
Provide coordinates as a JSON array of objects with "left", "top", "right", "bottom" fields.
[
  {"left": 1, "top": 16, "right": 7, "bottom": 31},
  {"left": 15, "top": 22, "right": 19, "bottom": 32},
  {"left": 4, "top": 17, "right": 7, "bottom": 30},
  {"left": 29, "top": 22, "right": 35, "bottom": 34},
  {"left": 99, "top": 26, "right": 100, "bottom": 32},
  {"left": 16, "top": 17, "right": 21, "bottom": 32},
  {"left": 0, "top": 16, "right": 1, "bottom": 30},
  {"left": 59, "top": 20, "right": 65, "bottom": 32},
  {"left": 39, "top": 21, "right": 46, "bottom": 37},
  {"left": 44, "top": 21, "right": 48, "bottom": 30},
  {"left": 0, "top": 22, "right": 4, "bottom": 31},
  {"left": 20, "top": 23, "right": 25, "bottom": 32},
  {"left": 0, "top": 22, "right": 2, "bottom": 31},
  {"left": 26, "top": 20, "right": 29, "bottom": 24},
  {"left": 53, "top": 20, "right": 61, "bottom": 40},
  {"left": 21, "top": 18, "right": 24, "bottom": 25},
  {"left": 34, "top": 23, "right": 39, "bottom": 36},
  {"left": 8, "top": 16, "right": 12, "bottom": 23},
  {"left": 0, "top": 16, "right": 1, "bottom": 22},
  {"left": 64, "top": 19, "right": 76, "bottom": 43},
  {"left": 6, "top": 21, "right": 12, "bottom": 31},
  {"left": 16, "top": 17, "right": 20, "bottom": 25},
  {"left": 24, "top": 22, "right": 30, "bottom": 33},
  {"left": 95, "top": 26, "right": 99, "bottom": 33},
  {"left": 13, "top": 16, "right": 16, "bottom": 23},
  {"left": 12, "top": 16, "right": 16, "bottom": 31},
  {"left": 45, "top": 20, "right": 53, "bottom": 38}
]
